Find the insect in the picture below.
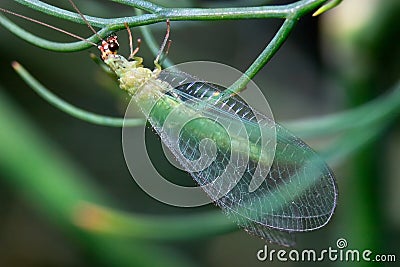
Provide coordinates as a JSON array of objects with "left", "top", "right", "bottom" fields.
[{"left": 0, "top": 0, "right": 337, "bottom": 247}]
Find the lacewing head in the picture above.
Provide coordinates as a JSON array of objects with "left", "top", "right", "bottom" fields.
[{"left": 98, "top": 35, "right": 120, "bottom": 61}]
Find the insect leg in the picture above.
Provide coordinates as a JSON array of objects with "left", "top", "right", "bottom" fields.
[
  {"left": 124, "top": 23, "right": 142, "bottom": 60},
  {"left": 154, "top": 19, "right": 171, "bottom": 66}
]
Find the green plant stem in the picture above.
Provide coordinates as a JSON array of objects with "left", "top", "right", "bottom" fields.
[
  {"left": 1, "top": 0, "right": 335, "bottom": 52},
  {"left": 221, "top": 18, "right": 297, "bottom": 99},
  {"left": 313, "top": 0, "right": 343, "bottom": 16},
  {"left": 13, "top": 0, "right": 327, "bottom": 25},
  {"left": 11, "top": 61, "right": 145, "bottom": 127}
]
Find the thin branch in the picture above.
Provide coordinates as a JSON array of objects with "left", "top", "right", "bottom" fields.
[
  {"left": 220, "top": 18, "right": 297, "bottom": 100},
  {"left": 12, "top": 61, "right": 145, "bottom": 127},
  {"left": 1, "top": 0, "right": 332, "bottom": 52},
  {"left": 313, "top": 0, "right": 343, "bottom": 16},
  {"left": 11, "top": 0, "right": 329, "bottom": 27}
]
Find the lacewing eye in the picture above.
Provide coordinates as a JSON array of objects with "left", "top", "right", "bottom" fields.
[{"left": 109, "top": 41, "right": 119, "bottom": 52}]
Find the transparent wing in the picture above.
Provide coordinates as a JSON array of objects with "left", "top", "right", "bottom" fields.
[{"left": 144, "top": 69, "right": 337, "bottom": 246}]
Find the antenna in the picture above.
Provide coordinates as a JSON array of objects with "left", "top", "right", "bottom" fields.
[
  {"left": 124, "top": 22, "right": 141, "bottom": 59},
  {"left": 0, "top": 6, "right": 97, "bottom": 46},
  {"left": 155, "top": 19, "right": 171, "bottom": 64},
  {"left": 67, "top": 0, "right": 103, "bottom": 42}
]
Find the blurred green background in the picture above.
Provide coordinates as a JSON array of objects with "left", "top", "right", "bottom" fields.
[{"left": 0, "top": 0, "right": 399, "bottom": 266}]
